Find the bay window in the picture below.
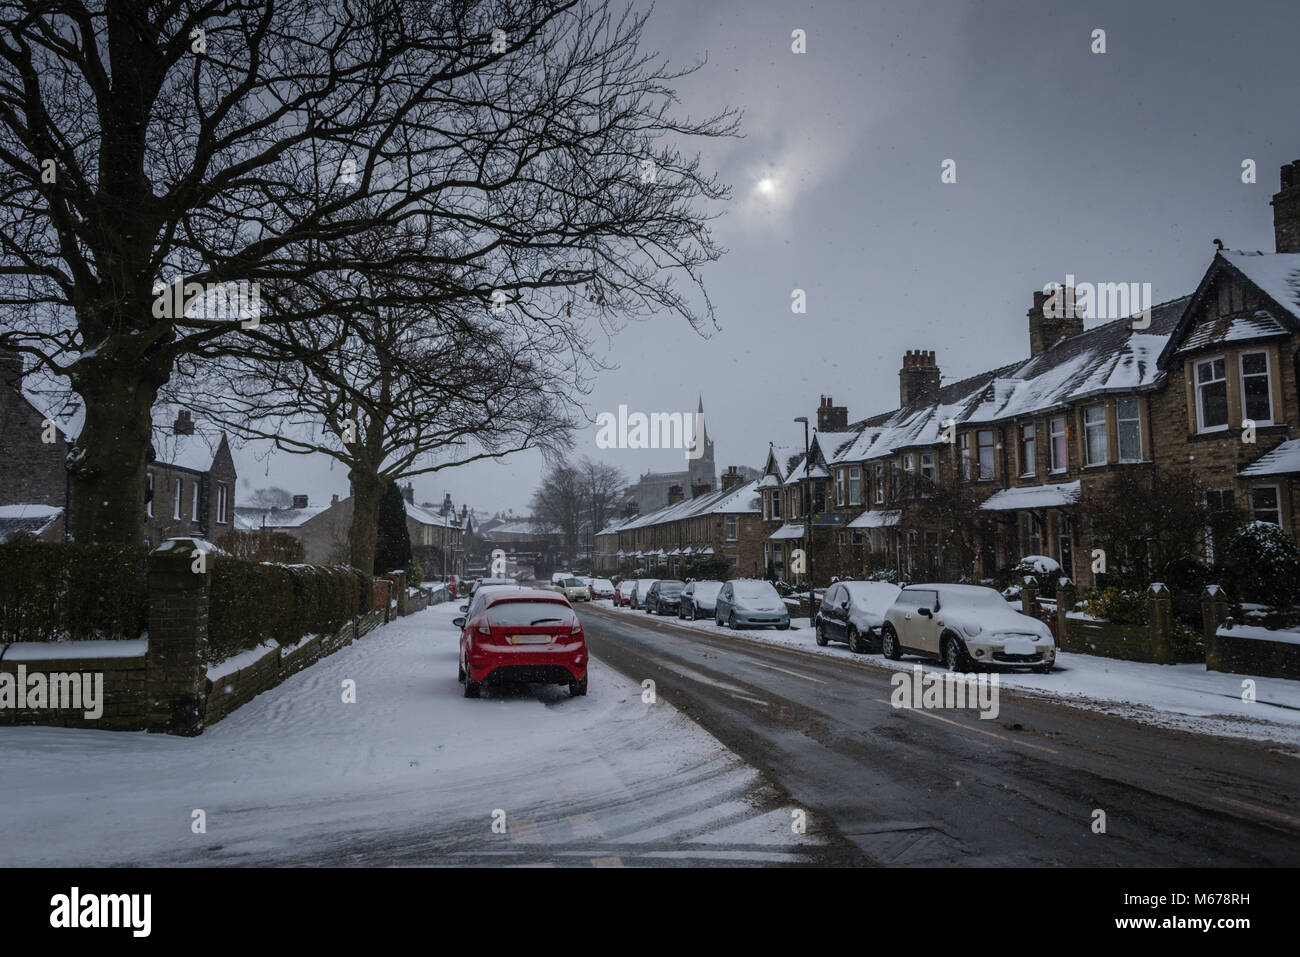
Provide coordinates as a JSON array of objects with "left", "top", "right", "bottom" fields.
[
  {"left": 1083, "top": 404, "right": 1107, "bottom": 466},
  {"left": 1240, "top": 351, "right": 1273, "bottom": 425},
  {"left": 1250, "top": 486, "right": 1281, "bottom": 525},
  {"left": 848, "top": 467, "right": 861, "bottom": 505},
  {"left": 1019, "top": 423, "right": 1035, "bottom": 476},
  {"left": 1049, "top": 415, "right": 1067, "bottom": 473}
]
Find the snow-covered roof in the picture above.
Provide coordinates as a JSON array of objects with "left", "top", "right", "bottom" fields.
[
  {"left": 405, "top": 501, "right": 460, "bottom": 529},
  {"left": 234, "top": 503, "right": 332, "bottom": 530},
  {"left": 607, "top": 479, "right": 760, "bottom": 534},
  {"left": 768, "top": 523, "right": 805, "bottom": 541},
  {"left": 152, "top": 429, "right": 226, "bottom": 473},
  {"left": 846, "top": 508, "right": 901, "bottom": 529},
  {"left": 1177, "top": 310, "right": 1289, "bottom": 353},
  {"left": 1238, "top": 439, "right": 1300, "bottom": 478},
  {"left": 0, "top": 504, "right": 63, "bottom": 539},
  {"left": 980, "top": 481, "right": 1082, "bottom": 512},
  {"left": 1220, "top": 249, "right": 1300, "bottom": 318}
]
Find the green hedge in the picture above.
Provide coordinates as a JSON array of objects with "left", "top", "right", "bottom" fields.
[
  {"left": 0, "top": 543, "right": 149, "bottom": 642},
  {"left": 207, "top": 559, "right": 371, "bottom": 663}
]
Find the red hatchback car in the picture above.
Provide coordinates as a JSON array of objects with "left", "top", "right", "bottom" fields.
[{"left": 455, "top": 588, "right": 588, "bottom": 698}]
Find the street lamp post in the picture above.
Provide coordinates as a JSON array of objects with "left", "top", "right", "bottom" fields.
[{"left": 794, "top": 416, "right": 814, "bottom": 626}]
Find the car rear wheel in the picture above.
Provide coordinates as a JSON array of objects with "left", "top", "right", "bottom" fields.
[
  {"left": 458, "top": 658, "right": 465, "bottom": 682},
  {"left": 463, "top": 673, "right": 482, "bottom": 698},
  {"left": 881, "top": 623, "right": 902, "bottom": 660},
  {"left": 689, "top": 604, "right": 697, "bottom": 620},
  {"left": 847, "top": 626, "right": 864, "bottom": 654},
  {"left": 729, "top": 611, "right": 738, "bottom": 630},
  {"left": 943, "top": 633, "right": 974, "bottom": 673},
  {"left": 569, "top": 677, "right": 588, "bottom": 697},
  {"left": 815, "top": 621, "right": 829, "bottom": 646}
]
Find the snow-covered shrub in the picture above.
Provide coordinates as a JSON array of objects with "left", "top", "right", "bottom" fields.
[
  {"left": 1220, "top": 521, "right": 1300, "bottom": 610},
  {"left": 865, "top": 567, "right": 900, "bottom": 584},
  {"left": 1082, "top": 586, "right": 1148, "bottom": 625}
]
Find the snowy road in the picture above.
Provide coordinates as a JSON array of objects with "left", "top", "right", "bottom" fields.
[
  {"left": 0, "top": 603, "right": 830, "bottom": 867},
  {"left": 582, "top": 603, "right": 1300, "bottom": 866}
]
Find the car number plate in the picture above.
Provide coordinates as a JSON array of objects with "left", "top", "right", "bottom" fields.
[
  {"left": 510, "top": 634, "right": 552, "bottom": 645},
  {"left": 1001, "top": 636, "right": 1036, "bottom": 655}
]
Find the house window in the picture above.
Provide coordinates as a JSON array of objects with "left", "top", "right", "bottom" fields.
[
  {"left": 848, "top": 467, "right": 861, "bottom": 505},
  {"left": 959, "top": 433, "right": 972, "bottom": 480},
  {"left": 1059, "top": 519, "right": 1073, "bottom": 575},
  {"left": 771, "top": 491, "right": 781, "bottom": 520},
  {"left": 146, "top": 471, "right": 154, "bottom": 518},
  {"left": 1116, "top": 398, "right": 1142, "bottom": 462},
  {"left": 1240, "top": 351, "right": 1273, "bottom": 425},
  {"left": 903, "top": 453, "right": 914, "bottom": 473},
  {"left": 1250, "top": 486, "right": 1281, "bottom": 525},
  {"left": 725, "top": 516, "right": 738, "bottom": 541},
  {"left": 836, "top": 469, "right": 845, "bottom": 506},
  {"left": 216, "top": 483, "right": 229, "bottom": 524},
  {"left": 890, "top": 462, "right": 900, "bottom": 498},
  {"left": 191, "top": 480, "right": 200, "bottom": 521},
  {"left": 1049, "top": 415, "right": 1067, "bottom": 473},
  {"left": 976, "top": 430, "right": 994, "bottom": 480},
  {"left": 173, "top": 477, "right": 183, "bottom": 520},
  {"left": 875, "top": 464, "right": 885, "bottom": 504},
  {"left": 1195, "top": 356, "right": 1229, "bottom": 432},
  {"left": 813, "top": 480, "right": 826, "bottom": 513},
  {"left": 920, "top": 452, "right": 935, "bottom": 483},
  {"left": 1083, "top": 405, "right": 1108, "bottom": 466},
  {"left": 1019, "top": 423, "right": 1035, "bottom": 477}
]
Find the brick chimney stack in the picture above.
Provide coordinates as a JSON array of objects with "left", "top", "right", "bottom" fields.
[
  {"left": 690, "top": 478, "right": 712, "bottom": 498},
  {"left": 720, "top": 465, "right": 743, "bottom": 491},
  {"left": 1028, "top": 286, "right": 1082, "bottom": 356},
  {"left": 899, "top": 350, "right": 941, "bottom": 407},
  {"left": 1272, "top": 161, "right": 1300, "bottom": 254},
  {"left": 173, "top": 409, "right": 195, "bottom": 435},
  {"left": 816, "top": 395, "right": 848, "bottom": 432},
  {"left": 667, "top": 484, "right": 685, "bottom": 505}
]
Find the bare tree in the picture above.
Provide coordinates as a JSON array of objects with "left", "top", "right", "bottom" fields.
[
  {"left": 531, "top": 456, "right": 625, "bottom": 563},
  {"left": 0, "top": 0, "right": 736, "bottom": 543}
]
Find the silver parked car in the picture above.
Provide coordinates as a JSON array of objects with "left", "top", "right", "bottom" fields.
[
  {"left": 881, "top": 583, "right": 1056, "bottom": 673},
  {"left": 715, "top": 579, "right": 791, "bottom": 630}
]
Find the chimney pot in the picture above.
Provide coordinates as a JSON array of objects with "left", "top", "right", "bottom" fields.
[{"left": 331, "top": 493, "right": 339, "bottom": 505}]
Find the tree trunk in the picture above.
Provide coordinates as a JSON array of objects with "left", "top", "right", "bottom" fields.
[
  {"left": 348, "top": 470, "right": 384, "bottom": 574},
  {"left": 68, "top": 371, "right": 159, "bottom": 544}
]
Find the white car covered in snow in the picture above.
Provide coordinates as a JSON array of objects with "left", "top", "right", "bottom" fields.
[{"left": 881, "top": 583, "right": 1056, "bottom": 673}]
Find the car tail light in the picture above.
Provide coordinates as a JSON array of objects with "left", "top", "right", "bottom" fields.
[
  {"left": 570, "top": 621, "right": 583, "bottom": 636},
  {"left": 477, "top": 620, "right": 491, "bottom": 636}
]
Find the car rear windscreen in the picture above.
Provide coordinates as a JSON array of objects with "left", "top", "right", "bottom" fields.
[{"left": 486, "top": 601, "right": 573, "bottom": 627}]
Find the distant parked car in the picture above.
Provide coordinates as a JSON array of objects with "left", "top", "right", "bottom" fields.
[
  {"left": 560, "top": 577, "right": 592, "bottom": 602},
  {"left": 628, "top": 579, "right": 659, "bottom": 610},
  {"left": 678, "top": 580, "right": 723, "bottom": 620},
  {"left": 881, "top": 583, "right": 1056, "bottom": 673},
  {"left": 644, "top": 579, "right": 685, "bottom": 615},
  {"left": 551, "top": 571, "right": 568, "bottom": 587},
  {"left": 715, "top": 579, "right": 790, "bottom": 630},
  {"left": 589, "top": 578, "right": 616, "bottom": 599},
  {"left": 816, "top": 580, "right": 902, "bottom": 653},
  {"left": 454, "top": 587, "right": 587, "bottom": 697},
  {"left": 613, "top": 580, "right": 632, "bottom": 606}
]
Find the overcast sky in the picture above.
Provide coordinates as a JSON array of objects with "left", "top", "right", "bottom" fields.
[{"left": 233, "top": 0, "right": 1300, "bottom": 516}]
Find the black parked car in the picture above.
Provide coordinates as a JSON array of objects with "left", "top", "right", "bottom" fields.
[{"left": 644, "top": 579, "right": 685, "bottom": 615}]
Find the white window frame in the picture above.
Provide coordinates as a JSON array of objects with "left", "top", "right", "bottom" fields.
[
  {"left": 1194, "top": 355, "right": 1229, "bottom": 433},
  {"left": 725, "top": 515, "right": 738, "bottom": 541},
  {"left": 848, "top": 467, "right": 861, "bottom": 506},
  {"left": 920, "top": 452, "right": 935, "bottom": 482},
  {"left": 875, "top": 464, "right": 885, "bottom": 504},
  {"left": 1049, "top": 415, "right": 1067, "bottom": 473},
  {"left": 1116, "top": 397, "right": 1142, "bottom": 463},
  {"left": 172, "top": 477, "right": 183, "bottom": 520},
  {"left": 1239, "top": 350, "right": 1274, "bottom": 427},
  {"left": 1249, "top": 485, "right": 1281, "bottom": 525},
  {"left": 835, "top": 469, "right": 845, "bottom": 506},
  {"left": 1083, "top": 404, "right": 1108, "bottom": 466},
  {"left": 216, "top": 482, "right": 229, "bottom": 525},
  {"left": 146, "top": 471, "right": 154, "bottom": 518},
  {"left": 191, "top": 480, "right": 201, "bottom": 521},
  {"left": 976, "top": 430, "right": 994, "bottom": 481}
]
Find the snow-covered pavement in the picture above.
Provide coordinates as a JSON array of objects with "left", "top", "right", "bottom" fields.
[
  {"left": 0, "top": 602, "right": 819, "bottom": 866},
  {"left": 599, "top": 602, "right": 1300, "bottom": 752}
]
